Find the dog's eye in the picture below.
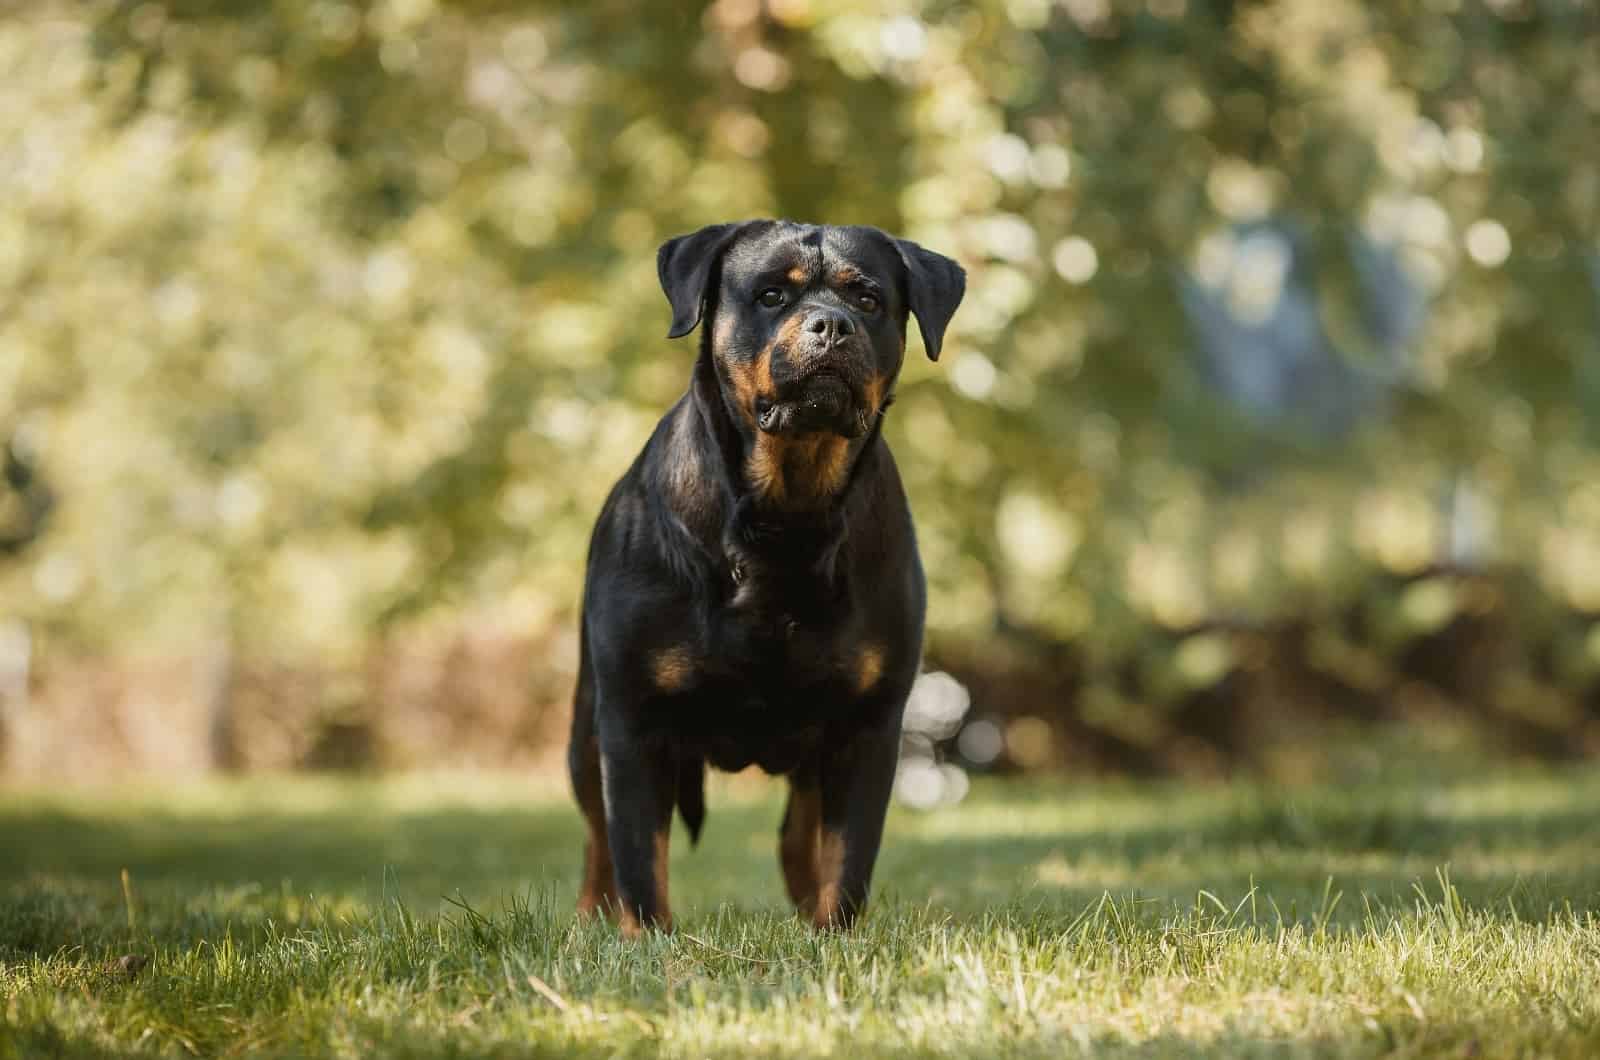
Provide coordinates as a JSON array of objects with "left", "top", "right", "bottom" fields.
[
  {"left": 757, "top": 288, "right": 786, "bottom": 308},
  {"left": 855, "top": 292, "right": 880, "bottom": 313}
]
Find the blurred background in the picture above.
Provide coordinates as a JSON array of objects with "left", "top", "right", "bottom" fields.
[{"left": 2, "top": 0, "right": 1599, "bottom": 790}]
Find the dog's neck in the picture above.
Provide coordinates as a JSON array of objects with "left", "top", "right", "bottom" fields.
[{"left": 651, "top": 352, "right": 883, "bottom": 591}]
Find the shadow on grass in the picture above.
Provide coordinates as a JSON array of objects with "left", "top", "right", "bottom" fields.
[
  {"left": 3, "top": 768, "right": 1598, "bottom": 962},
  {"left": 0, "top": 789, "right": 806, "bottom": 959},
  {"left": 1, "top": 802, "right": 581, "bottom": 899},
  {"left": 0, "top": 796, "right": 582, "bottom": 959},
  {"left": 881, "top": 797, "right": 1600, "bottom": 923}
]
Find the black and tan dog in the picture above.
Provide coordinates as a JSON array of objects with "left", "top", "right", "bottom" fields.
[{"left": 568, "top": 220, "right": 964, "bottom": 934}]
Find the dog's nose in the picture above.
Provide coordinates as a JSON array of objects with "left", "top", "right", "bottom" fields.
[{"left": 803, "top": 308, "right": 855, "bottom": 347}]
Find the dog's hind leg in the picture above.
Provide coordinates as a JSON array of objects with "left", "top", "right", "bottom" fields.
[{"left": 569, "top": 639, "right": 617, "bottom": 918}]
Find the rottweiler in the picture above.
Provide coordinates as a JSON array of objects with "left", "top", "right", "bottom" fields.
[{"left": 567, "top": 220, "right": 965, "bottom": 934}]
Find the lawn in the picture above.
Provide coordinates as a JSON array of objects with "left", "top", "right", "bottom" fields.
[{"left": 3, "top": 759, "right": 1599, "bottom": 1058}]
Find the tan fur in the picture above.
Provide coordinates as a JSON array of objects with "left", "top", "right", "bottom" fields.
[
  {"left": 618, "top": 831, "right": 673, "bottom": 937},
  {"left": 756, "top": 350, "right": 774, "bottom": 406},
  {"left": 747, "top": 432, "right": 851, "bottom": 509},
  {"left": 745, "top": 437, "right": 785, "bottom": 503},
  {"left": 725, "top": 334, "right": 777, "bottom": 430},
  {"left": 735, "top": 314, "right": 857, "bottom": 509},
  {"left": 863, "top": 373, "right": 887, "bottom": 418},
  {"left": 716, "top": 313, "right": 760, "bottom": 430},
  {"left": 576, "top": 805, "right": 617, "bottom": 919},
  {"left": 787, "top": 264, "right": 810, "bottom": 284},
  {"left": 778, "top": 786, "right": 823, "bottom": 914},
  {"left": 652, "top": 830, "right": 671, "bottom": 925},
  {"left": 812, "top": 830, "right": 848, "bottom": 929},
  {"left": 854, "top": 644, "right": 885, "bottom": 694},
  {"left": 649, "top": 645, "right": 696, "bottom": 692}
]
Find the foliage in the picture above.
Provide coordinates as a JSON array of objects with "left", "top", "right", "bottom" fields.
[{"left": 3, "top": 1, "right": 1600, "bottom": 765}]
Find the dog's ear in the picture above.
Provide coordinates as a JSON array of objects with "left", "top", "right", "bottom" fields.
[
  {"left": 657, "top": 222, "right": 755, "bottom": 339},
  {"left": 894, "top": 238, "right": 966, "bottom": 361}
]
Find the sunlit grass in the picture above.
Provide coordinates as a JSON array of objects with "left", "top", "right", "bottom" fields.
[{"left": 3, "top": 764, "right": 1599, "bottom": 1058}]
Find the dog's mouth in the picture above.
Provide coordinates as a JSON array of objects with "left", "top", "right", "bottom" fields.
[{"left": 757, "top": 369, "right": 867, "bottom": 438}]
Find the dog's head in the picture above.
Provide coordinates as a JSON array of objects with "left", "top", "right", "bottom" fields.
[{"left": 657, "top": 221, "right": 965, "bottom": 439}]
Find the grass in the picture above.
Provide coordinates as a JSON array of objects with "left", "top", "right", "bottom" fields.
[{"left": 3, "top": 758, "right": 1599, "bottom": 1058}]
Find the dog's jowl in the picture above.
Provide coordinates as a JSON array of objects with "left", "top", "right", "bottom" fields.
[{"left": 567, "top": 221, "right": 965, "bottom": 935}]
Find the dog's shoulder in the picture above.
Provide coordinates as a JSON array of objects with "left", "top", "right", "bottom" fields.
[
  {"left": 588, "top": 394, "right": 725, "bottom": 594},
  {"left": 645, "top": 392, "right": 727, "bottom": 540}
]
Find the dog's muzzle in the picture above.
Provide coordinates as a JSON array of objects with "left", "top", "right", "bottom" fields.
[{"left": 758, "top": 367, "right": 869, "bottom": 438}]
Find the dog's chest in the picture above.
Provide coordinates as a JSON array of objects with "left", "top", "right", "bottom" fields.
[
  {"left": 669, "top": 588, "right": 886, "bottom": 773},
  {"left": 705, "top": 588, "right": 865, "bottom": 694}
]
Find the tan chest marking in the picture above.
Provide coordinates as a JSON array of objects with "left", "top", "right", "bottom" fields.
[
  {"left": 650, "top": 645, "right": 696, "bottom": 692},
  {"left": 853, "top": 644, "right": 885, "bottom": 694},
  {"left": 747, "top": 433, "right": 850, "bottom": 509}
]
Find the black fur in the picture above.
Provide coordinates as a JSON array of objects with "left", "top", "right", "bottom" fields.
[{"left": 568, "top": 220, "right": 965, "bottom": 932}]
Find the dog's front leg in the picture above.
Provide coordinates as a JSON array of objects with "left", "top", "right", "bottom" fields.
[
  {"left": 598, "top": 726, "right": 677, "bottom": 936},
  {"left": 813, "top": 708, "right": 903, "bottom": 930}
]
